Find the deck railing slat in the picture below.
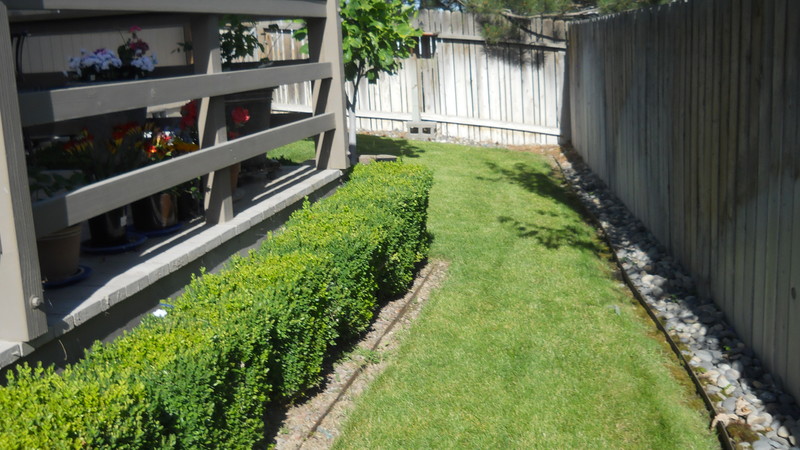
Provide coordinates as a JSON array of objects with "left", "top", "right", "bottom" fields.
[
  {"left": 19, "top": 63, "right": 331, "bottom": 127},
  {"left": 31, "top": 113, "right": 336, "bottom": 237}
]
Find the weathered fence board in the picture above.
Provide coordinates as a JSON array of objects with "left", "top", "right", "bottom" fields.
[
  {"left": 568, "top": 0, "right": 800, "bottom": 401},
  {"left": 265, "top": 10, "right": 566, "bottom": 145}
]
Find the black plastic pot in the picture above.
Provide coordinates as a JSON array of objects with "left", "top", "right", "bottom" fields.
[
  {"left": 88, "top": 207, "right": 128, "bottom": 246},
  {"left": 131, "top": 192, "right": 178, "bottom": 231}
]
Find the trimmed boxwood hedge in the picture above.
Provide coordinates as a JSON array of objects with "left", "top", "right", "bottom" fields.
[{"left": 0, "top": 162, "right": 432, "bottom": 448}]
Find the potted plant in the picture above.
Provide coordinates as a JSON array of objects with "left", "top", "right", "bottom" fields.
[
  {"left": 130, "top": 121, "right": 200, "bottom": 231},
  {"left": 218, "top": 15, "right": 273, "bottom": 168},
  {"left": 65, "top": 25, "right": 158, "bottom": 82},
  {"left": 27, "top": 141, "right": 88, "bottom": 285},
  {"left": 59, "top": 124, "right": 148, "bottom": 247}
]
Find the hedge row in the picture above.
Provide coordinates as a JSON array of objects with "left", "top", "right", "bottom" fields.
[{"left": 0, "top": 162, "right": 433, "bottom": 448}]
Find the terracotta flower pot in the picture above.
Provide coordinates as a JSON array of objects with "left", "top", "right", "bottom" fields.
[{"left": 37, "top": 223, "right": 83, "bottom": 283}]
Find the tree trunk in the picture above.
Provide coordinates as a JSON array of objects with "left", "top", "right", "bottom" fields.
[{"left": 348, "top": 103, "right": 358, "bottom": 166}]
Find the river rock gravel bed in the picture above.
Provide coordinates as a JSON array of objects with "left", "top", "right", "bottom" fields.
[{"left": 557, "top": 149, "right": 800, "bottom": 449}]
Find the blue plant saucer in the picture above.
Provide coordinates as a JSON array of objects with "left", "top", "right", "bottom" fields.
[
  {"left": 43, "top": 265, "right": 92, "bottom": 289},
  {"left": 82, "top": 232, "right": 147, "bottom": 254},
  {"left": 128, "top": 222, "right": 183, "bottom": 238}
]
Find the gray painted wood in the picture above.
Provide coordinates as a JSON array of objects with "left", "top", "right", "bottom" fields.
[
  {"left": 192, "top": 14, "right": 233, "bottom": 224},
  {"left": 0, "top": 4, "right": 48, "bottom": 342},
  {"left": 568, "top": 0, "right": 800, "bottom": 401},
  {"left": 5, "top": 0, "right": 327, "bottom": 18},
  {"left": 32, "top": 113, "right": 335, "bottom": 237},
  {"left": 306, "top": 0, "right": 348, "bottom": 169},
  {"left": 19, "top": 63, "right": 332, "bottom": 127}
]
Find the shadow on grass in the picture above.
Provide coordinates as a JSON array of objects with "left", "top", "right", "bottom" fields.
[
  {"left": 479, "top": 160, "right": 601, "bottom": 222},
  {"left": 481, "top": 160, "right": 608, "bottom": 256},
  {"left": 356, "top": 135, "right": 425, "bottom": 159},
  {"left": 497, "top": 216, "right": 605, "bottom": 255},
  {"left": 480, "top": 162, "right": 575, "bottom": 205}
]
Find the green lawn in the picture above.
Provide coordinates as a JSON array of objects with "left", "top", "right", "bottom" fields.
[{"left": 270, "top": 136, "right": 717, "bottom": 449}]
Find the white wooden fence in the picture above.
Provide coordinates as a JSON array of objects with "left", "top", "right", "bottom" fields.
[
  {"left": 266, "top": 10, "right": 568, "bottom": 145},
  {"left": 568, "top": 0, "right": 800, "bottom": 401}
]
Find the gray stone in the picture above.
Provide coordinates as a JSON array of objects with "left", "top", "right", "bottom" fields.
[
  {"left": 753, "top": 438, "right": 774, "bottom": 450},
  {"left": 717, "top": 376, "right": 731, "bottom": 389},
  {"left": 651, "top": 275, "right": 667, "bottom": 287},
  {"left": 778, "top": 426, "right": 790, "bottom": 438},
  {"left": 696, "top": 350, "right": 713, "bottom": 362},
  {"left": 769, "top": 436, "right": 789, "bottom": 448},
  {"left": 748, "top": 412, "right": 774, "bottom": 426},
  {"left": 723, "top": 396, "right": 738, "bottom": 413},
  {"left": 650, "top": 286, "right": 664, "bottom": 298},
  {"left": 767, "top": 430, "right": 778, "bottom": 439}
]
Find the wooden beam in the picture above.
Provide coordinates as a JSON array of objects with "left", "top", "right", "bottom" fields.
[
  {"left": 0, "top": 4, "right": 48, "bottom": 342},
  {"left": 307, "top": 0, "right": 349, "bottom": 169},
  {"left": 271, "top": 103, "right": 563, "bottom": 136},
  {"left": 19, "top": 62, "right": 332, "bottom": 127},
  {"left": 31, "top": 113, "right": 335, "bottom": 237},
  {"left": 4, "top": 0, "right": 327, "bottom": 18},
  {"left": 435, "top": 33, "right": 567, "bottom": 51},
  {"left": 9, "top": 12, "right": 189, "bottom": 33},
  {"left": 191, "top": 14, "right": 232, "bottom": 224}
]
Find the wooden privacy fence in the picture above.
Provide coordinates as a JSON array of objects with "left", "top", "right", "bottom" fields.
[
  {"left": 266, "top": 10, "right": 568, "bottom": 145},
  {"left": 568, "top": 0, "right": 800, "bottom": 400}
]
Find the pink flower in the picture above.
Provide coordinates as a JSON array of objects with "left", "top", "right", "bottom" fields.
[
  {"left": 129, "top": 25, "right": 142, "bottom": 33},
  {"left": 231, "top": 106, "right": 250, "bottom": 126}
]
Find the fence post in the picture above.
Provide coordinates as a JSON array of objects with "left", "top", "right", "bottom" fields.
[
  {"left": 0, "top": 3, "right": 48, "bottom": 342},
  {"left": 307, "top": 0, "right": 349, "bottom": 169},
  {"left": 558, "top": 22, "right": 572, "bottom": 147},
  {"left": 192, "top": 14, "right": 234, "bottom": 224}
]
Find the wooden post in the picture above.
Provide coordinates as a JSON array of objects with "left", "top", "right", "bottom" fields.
[
  {"left": 409, "top": 54, "right": 422, "bottom": 123},
  {"left": 192, "top": 15, "right": 233, "bottom": 224},
  {"left": 0, "top": 4, "right": 47, "bottom": 342},
  {"left": 307, "top": 0, "right": 349, "bottom": 169}
]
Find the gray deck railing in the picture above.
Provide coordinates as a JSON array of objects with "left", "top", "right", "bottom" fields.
[{"left": 0, "top": 0, "right": 348, "bottom": 342}]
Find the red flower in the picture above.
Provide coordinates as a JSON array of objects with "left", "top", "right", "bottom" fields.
[
  {"left": 231, "top": 106, "right": 250, "bottom": 126},
  {"left": 129, "top": 25, "right": 142, "bottom": 33},
  {"left": 179, "top": 100, "right": 198, "bottom": 130},
  {"left": 129, "top": 40, "right": 149, "bottom": 53}
]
